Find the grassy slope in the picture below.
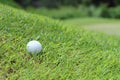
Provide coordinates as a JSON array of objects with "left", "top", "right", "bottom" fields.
[
  {"left": 0, "top": 0, "right": 20, "bottom": 8},
  {"left": 0, "top": 4, "right": 120, "bottom": 80}
]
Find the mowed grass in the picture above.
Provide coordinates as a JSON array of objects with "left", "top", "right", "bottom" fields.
[
  {"left": 1, "top": 4, "right": 120, "bottom": 80},
  {"left": 0, "top": 0, "right": 20, "bottom": 8},
  {"left": 63, "top": 18, "right": 120, "bottom": 35}
]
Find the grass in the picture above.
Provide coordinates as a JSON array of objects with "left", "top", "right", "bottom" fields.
[
  {"left": 0, "top": 0, "right": 87, "bottom": 20},
  {"left": 0, "top": 3, "right": 120, "bottom": 80},
  {"left": 84, "top": 23, "right": 120, "bottom": 35},
  {"left": 26, "top": 6, "right": 87, "bottom": 19},
  {"left": 63, "top": 18, "right": 120, "bottom": 26},
  {"left": 63, "top": 18, "right": 120, "bottom": 35},
  {"left": 0, "top": 0, "right": 20, "bottom": 8}
]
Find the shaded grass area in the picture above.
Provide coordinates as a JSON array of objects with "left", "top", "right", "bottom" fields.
[
  {"left": 26, "top": 6, "right": 87, "bottom": 19},
  {"left": 0, "top": 4, "right": 120, "bottom": 80},
  {"left": 20, "top": 5, "right": 120, "bottom": 19},
  {"left": 0, "top": 0, "right": 20, "bottom": 8},
  {"left": 1, "top": 0, "right": 120, "bottom": 20}
]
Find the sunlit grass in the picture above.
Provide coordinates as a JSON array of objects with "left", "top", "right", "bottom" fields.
[
  {"left": 63, "top": 18, "right": 120, "bottom": 35},
  {"left": 0, "top": 4, "right": 120, "bottom": 80}
]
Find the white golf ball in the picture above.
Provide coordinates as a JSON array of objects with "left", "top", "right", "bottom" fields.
[{"left": 27, "top": 40, "right": 42, "bottom": 54}]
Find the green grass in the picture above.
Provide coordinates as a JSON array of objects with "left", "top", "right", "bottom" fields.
[
  {"left": 0, "top": 0, "right": 88, "bottom": 19},
  {"left": 0, "top": 1, "right": 88, "bottom": 20},
  {"left": 63, "top": 18, "right": 120, "bottom": 26},
  {"left": 26, "top": 6, "right": 87, "bottom": 19},
  {"left": 0, "top": 0, "right": 20, "bottom": 8},
  {"left": 1, "top": 4, "right": 120, "bottom": 80},
  {"left": 63, "top": 18, "right": 120, "bottom": 35}
]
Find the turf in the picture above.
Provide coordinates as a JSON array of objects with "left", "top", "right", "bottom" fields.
[
  {"left": 0, "top": 0, "right": 20, "bottom": 8},
  {"left": 0, "top": 4, "right": 120, "bottom": 80},
  {"left": 63, "top": 18, "right": 119, "bottom": 26},
  {"left": 63, "top": 18, "right": 120, "bottom": 35},
  {"left": 26, "top": 6, "right": 87, "bottom": 19}
]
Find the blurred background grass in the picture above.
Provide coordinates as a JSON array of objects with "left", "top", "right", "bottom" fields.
[{"left": 0, "top": 0, "right": 120, "bottom": 19}]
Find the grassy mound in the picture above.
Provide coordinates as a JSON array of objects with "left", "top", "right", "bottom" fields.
[
  {"left": 0, "top": 0, "right": 20, "bottom": 8},
  {"left": 0, "top": 4, "right": 120, "bottom": 80}
]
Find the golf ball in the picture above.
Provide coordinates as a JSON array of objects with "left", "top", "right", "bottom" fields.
[{"left": 27, "top": 40, "right": 42, "bottom": 54}]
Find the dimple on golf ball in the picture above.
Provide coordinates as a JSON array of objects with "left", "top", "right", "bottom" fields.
[{"left": 27, "top": 40, "right": 42, "bottom": 54}]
